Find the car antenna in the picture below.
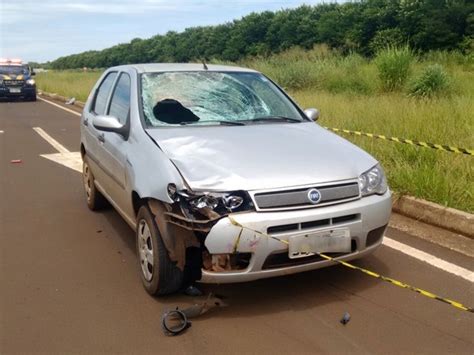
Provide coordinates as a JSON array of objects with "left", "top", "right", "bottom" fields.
[{"left": 202, "top": 60, "right": 208, "bottom": 70}]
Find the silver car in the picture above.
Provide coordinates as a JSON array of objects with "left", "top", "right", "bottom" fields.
[{"left": 80, "top": 63, "right": 391, "bottom": 296}]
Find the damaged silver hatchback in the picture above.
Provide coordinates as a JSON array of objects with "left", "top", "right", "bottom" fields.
[{"left": 80, "top": 63, "right": 391, "bottom": 295}]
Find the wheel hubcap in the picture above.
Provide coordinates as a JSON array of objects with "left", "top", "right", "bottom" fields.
[
  {"left": 138, "top": 219, "right": 154, "bottom": 281},
  {"left": 83, "top": 162, "right": 92, "bottom": 203}
]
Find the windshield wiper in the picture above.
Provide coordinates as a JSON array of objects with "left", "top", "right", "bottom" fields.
[
  {"left": 215, "top": 120, "right": 245, "bottom": 126},
  {"left": 180, "top": 120, "right": 245, "bottom": 126},
  {"left": 245, "top": 116, "right": 303, "bottom": 123}
]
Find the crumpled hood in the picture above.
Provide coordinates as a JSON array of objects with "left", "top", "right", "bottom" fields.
[{"left": 146, "top": 122, "right": 377, "bottom": 191}]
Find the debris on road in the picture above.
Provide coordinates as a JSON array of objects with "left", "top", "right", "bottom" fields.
[
  {"left": 161, "top": 309, "right": 191, "bottom": 336},
  {"left": 184, "top": 285, "right": 203, "bottom": 297},
  {"left": 10, "top": 159, "right": 22, "bottom": 164},
  {"left": 65, "top": 97, "right": 76, "bottom": 105},
  {"left": 161, "top": 294, "right": 227, "bottom": 336},
  {"left": 340, "top": 312, "right": 351, "bottom": 325}
]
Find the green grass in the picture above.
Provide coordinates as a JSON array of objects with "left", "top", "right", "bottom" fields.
[
  {"left": 36, "top": 70, "right": 102, "bottom": 102},
  {"left": 35, "top": 49, "right": 474, "bottom": 212}
]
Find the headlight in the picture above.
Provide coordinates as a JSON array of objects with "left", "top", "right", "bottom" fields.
[
  {"left": 173, "top": 188, "right": 252, "bottom": 214},
  {"left": 26, "top": 79, "right": 35, "bottom": 85},
  {"left": 358, "top": 164, "right": 388, "bottom": 196},
  {"left": 189, "top": 192, "right": 245, "bottom": 211}
]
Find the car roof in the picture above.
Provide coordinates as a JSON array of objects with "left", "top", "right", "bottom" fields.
[{"left": 111, "top": 63, "right": 259, "bottom": 74}]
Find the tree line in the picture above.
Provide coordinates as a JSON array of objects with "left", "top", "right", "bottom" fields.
[{"left": 47, "top": 0, "right": 473, "bottom": 69}]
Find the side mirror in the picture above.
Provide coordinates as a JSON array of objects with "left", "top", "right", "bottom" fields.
[
  {"left": 304, "top": 108, "right": 320, "bottom": 121},
  {"left": 93, "top": 115, "right": 126, "bottom": 136}
]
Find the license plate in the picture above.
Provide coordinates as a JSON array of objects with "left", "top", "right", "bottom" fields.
[
  {"left": 9, "top": 88, "right": 21, "bottom": 93},
  {"left": 288, "top": 228, "right": 351, "bottom": 259}
]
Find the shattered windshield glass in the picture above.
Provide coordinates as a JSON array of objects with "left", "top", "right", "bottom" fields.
[{"left": 141, "top": 71, "right": 305, "bottom": 127}]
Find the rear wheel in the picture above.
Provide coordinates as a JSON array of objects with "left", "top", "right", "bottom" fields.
[
  {"left": 136, "top": 205, "right": 183, "bottom": 296},
  {"left": 82, "top": 156, "right": 107, "bottom": 210}
]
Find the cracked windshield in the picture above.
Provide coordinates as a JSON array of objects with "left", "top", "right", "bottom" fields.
[{"left": 141, "top": 71, "right": 304, "bottom": 126}]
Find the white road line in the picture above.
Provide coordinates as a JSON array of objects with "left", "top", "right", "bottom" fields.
[
  {"left": 33, "top": 127, "right": 70, "bottom": 154},
  {"left": 0, "top": 130, "right": 4, "bottom": 134},
  {"left": 383, "top": 237, "right": 474, "bottom": 282},
  {"left": 38, "top": 96, "right": 81, "bottom": 117}
]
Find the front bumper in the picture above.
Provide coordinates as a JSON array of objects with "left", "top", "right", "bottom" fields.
[
  {"left": 0, "top": 85, "right": 36, "bottom": 98},
  {"left": 201, "top": 191, "right": 391, "bottom": 283}
]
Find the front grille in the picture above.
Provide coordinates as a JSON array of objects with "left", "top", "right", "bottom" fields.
[
  {"left": 253, "top": 182, "right": 360, "bottom": 210},
  {"left": 267, "top": 214, "right": 360, "bottom": 235},
  {"left": 3, "top": 80, "right": 24, "bottom": 86}
]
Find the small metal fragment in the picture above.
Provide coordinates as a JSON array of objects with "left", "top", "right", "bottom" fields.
[{"left": 340, "top": 312, "right": 351, "bottom": 325}]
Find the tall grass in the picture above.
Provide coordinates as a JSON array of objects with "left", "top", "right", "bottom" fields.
[
  {"left": 35, "top": 49, "right": 474, "bottom": 211},
  {"left": 374, "top": 46, "right": 413, "bottom": 91},
  {"left": 238, "top": 47, "right": 378, "bottom": 94},
  {"left": 36, "top": 70, "right": 102, "bottom": 102},
  {"left": 408, "top": 64, "right": 451, "bottom": 97}
]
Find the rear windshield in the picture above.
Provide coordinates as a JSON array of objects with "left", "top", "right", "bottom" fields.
[
  {"left": 0, "top": 66, "right": 29, "bottom": 76},
  {"left": 141, "top": 71, "right": 304, "bottom": 127}
]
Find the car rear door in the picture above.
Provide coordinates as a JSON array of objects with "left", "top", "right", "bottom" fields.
[{"left": 82, "top": 71, "right": 118, "bottom": 193}]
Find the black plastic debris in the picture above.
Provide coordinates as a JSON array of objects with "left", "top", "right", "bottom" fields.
[
  {"left": 340, "top": 312, "right": 351, "bottom": 325},
  {"left": 161, "top": 309, "right": 191, "bottom": 336},
  {"left": 161, "top": 294, "right": 227, "bottom": 336}
]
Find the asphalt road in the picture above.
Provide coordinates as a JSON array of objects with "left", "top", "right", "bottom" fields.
[{"left": 1, "top": 99, "right": 473, "bottom": 354}]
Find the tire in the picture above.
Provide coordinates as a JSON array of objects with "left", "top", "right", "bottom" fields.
[
  {"left": 30, "top": 95, "right": 37, "bottom": 101},
  {"left": 82, "top": 156, "right": 107, "bottom": 211},
  {"left": 136, "top": 205, "right": 183, "bottom": 296}
]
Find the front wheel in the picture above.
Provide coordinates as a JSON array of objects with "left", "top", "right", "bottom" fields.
[{"left": 136, "top": 205, "right": 183, "bottom": 296}]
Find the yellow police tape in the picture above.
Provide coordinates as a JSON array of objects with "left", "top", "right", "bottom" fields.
[
  {"left": 228, "top": 216, "right": 474, "bottom": 314},
  {"left": 324, "top": 127, "right": 474, "bottom": 156}
]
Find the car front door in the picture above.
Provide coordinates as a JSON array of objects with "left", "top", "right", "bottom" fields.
[{"left": 97, "top": 71, "right": 132, "bottom": 217}]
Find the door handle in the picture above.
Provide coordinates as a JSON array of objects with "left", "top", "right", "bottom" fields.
[{"left": 98, "top": 133, "right": 105, "bottom": 143}]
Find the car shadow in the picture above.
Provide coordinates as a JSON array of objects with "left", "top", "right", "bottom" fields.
[{"left": 0, "top": 97, "right": 35, "bottom": 103}]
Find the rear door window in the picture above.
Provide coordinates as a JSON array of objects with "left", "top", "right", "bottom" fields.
[
  {"left": 108, "top": 73, "right": 131, "bottom": 125},
  {"left": 92, "top": 72, "right": 117, "bottom": 115}
]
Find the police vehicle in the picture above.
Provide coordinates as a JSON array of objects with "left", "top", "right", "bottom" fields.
[{"left": 0, "top": 59, "right": 37, "bottom": 101}]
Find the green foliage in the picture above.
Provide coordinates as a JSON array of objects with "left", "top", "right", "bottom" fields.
[
  {"left": 36, "top": 70, "right": 102, "bottom": 102},
  {"left": 369, "top": 28, "right": 405, "bottom": 54},
  {"left": 408, "top": 64, "right": 451, "bottom": 97},
  {"left": 46, "top": 1, "right": 474, "bottom": 69},
  {"left": 375, "top": 46, "right": 413, "bottom": 91}
]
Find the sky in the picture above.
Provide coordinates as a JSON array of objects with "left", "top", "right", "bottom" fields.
[{"left": 0, "top": 0, "right": 336, "bottom": 63}]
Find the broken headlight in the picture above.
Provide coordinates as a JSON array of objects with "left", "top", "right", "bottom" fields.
[
  {"left": 358, "top": 164, "right": 388, "bottom": 196},
  {"left": 178, "top": 189, "right": 254, "bottom": 215}
]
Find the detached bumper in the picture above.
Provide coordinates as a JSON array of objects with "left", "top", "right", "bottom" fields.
[{"left": 201, "top": 191, "right": 392, "bottom": 283}]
